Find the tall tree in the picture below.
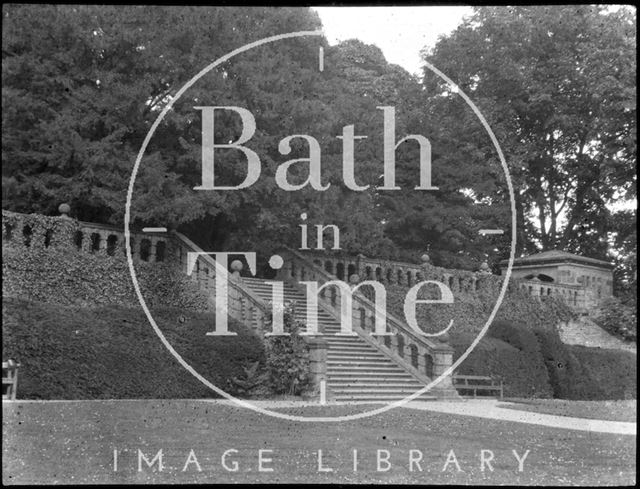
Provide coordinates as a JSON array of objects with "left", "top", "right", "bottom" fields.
[
  {"left": 2, "top": 6, "right": 326, "bottom": 242},
  {"left": 421, "top": 6, "right": 636, "bottom": 264}
]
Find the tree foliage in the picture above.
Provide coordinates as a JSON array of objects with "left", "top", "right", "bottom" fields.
[
  {"left": 421, "top": 6, "right": 636, "bottom": 270},
  {"left": 3, "top": 5, "right": 636, "bottom": 279}
]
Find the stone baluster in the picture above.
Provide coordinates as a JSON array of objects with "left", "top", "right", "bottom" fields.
[
  {"left": 147, "top": 238, "right": 157, "bottom": 263},
  {"left": 81, "top": 229, "right": 93, "bottom": 253},
  {"left": 98, "top": 231, "right": 110, "bottom": 255}
]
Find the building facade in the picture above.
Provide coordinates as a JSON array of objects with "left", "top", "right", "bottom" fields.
[{"left": 500, "top": 250, "right": 614, "bottom": 313}]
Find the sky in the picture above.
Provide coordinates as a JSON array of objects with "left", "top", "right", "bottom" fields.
[{"left": 312, "top": 6, "right": 473, "bottom": 76}]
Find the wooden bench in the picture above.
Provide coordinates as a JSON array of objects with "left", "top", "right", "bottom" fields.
[
  {"left": 452, "top": 373, "right": 503, "bottom": 399},
  {"left": 2, "top": 360, "right": 20, "bottom": 401}
]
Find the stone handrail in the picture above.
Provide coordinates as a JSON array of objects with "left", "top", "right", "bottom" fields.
[
  {"left": 170, "top": 232, "right": 328, "bottom": 395},
  {"left": 303, "top": 249, "right": 501, "bottom": 296},
  {"left": 170, "top": 231, "right": 271, "bottom": 336},
  {"left": 516, "top": 278, "right": 588, "bottom": 312},
  {"left": 304, "top": 249, "right": 592, "bottom": 312},
  {"left": 277, "top": 246, "right": 455, "bottom": 389}
]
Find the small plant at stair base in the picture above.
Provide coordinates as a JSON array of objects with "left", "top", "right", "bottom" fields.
[
  {"left": 227, "top": 360, "right": 271, "bottom": 399},
  {"left": 264, "top": 302, "right": 311, "bottom": 396}
]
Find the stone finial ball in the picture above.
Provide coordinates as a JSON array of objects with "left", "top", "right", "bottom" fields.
[
  {"left": 230, "top": 260, "right": 243, "bottom": 272},
  {"left": 437, "top": 331, "right": 451, "bottom": 343},
  {"left": 58, "top": 203, "right": 70, "bottom": 215},
  {"left": 421, "top": 253, "right": 430, "bottom": 263},
  {"left": 349, "top": 274, "right": 360, "bottom": 285},
  {"left": 480, "top": 261, "right": 490, "bottom": 271}
]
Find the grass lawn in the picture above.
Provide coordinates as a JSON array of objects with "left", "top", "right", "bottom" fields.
[
  {"left": 499, "top": 399, "right": 637, "bottom": 423},
  {"left": 2, "top": 400, "right": 636, "bottom": 485}
]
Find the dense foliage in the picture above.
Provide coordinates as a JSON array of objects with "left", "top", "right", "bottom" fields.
[
  {"left": 264, "top": 304, "right": 311, "bottom": 396},
  {"left": 420, "top": 6, "right": 636, "bottom": 281},
  {"left": 453, "top": 319, "right": 636, "bottom": 400},
  {"left": 593, "top": 296, "right": 638, "bottom": 342},
  {"left": 6, "top": 6, "right": 634, "bottom": 276}
]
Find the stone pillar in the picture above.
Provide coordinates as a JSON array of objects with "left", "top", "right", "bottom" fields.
[
  {"left": 432, "top": 342, "right": 454, "bottom": 388},
  {"left": 53, "top": 213, "right": 77, "bottom": 250},
  {"left": 280, "top": 257, "right": 293, "bottom": 281},
  {"left": 305, "top": 337, "right": 328, "bottom": 401}
]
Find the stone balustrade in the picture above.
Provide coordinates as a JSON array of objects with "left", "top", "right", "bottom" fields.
[
  {"left": 516, "top": 279, "right": 587, "bottom": 312},
  {"left": 304, "top": 250, "right": 502, "bottom": 296},
  {"left": 171, "top": 231, "right": 270, "bottom": 337},
  {"left": 304, "top": 249, "right": 590, "bottom": 312},
  {"left": 170, "top": 232, "right": 328, "bottom": 397},
  {"left": 3, "top": 208, "right": 328, "bottom": 399},
  {"left": 277, "top": 247, "right": 457, "bottom": 394},
  {"left": 2, "top": 210, "right": 171, "bottom": 264}
]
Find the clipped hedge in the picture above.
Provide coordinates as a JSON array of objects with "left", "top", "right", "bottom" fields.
[
  {"left": 450, "top": 331, "right": 553, "bottom": 398},
  {"left": 532, "top": 326, "right": 603, "bottom": 400},
  {"left": 451, "top": 320, "right": 636, "bottom": 400},
  {"left": 2, "top": 297, "right": 267, "bottom": 399},
  {"left": 570, "top": 346, "right": 637, "bottom": 400}
]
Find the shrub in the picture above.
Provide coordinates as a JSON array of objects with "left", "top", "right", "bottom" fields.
[
  {"left": 532, "top": 327, "right": 603, "bottom": 400},
  {"left": 227, "top": 360, "right": 271, "bottom": 398},
  {"left": 450, "top": 330, "right": 553, "bottom": 398},
  {"left": 264, "top": 304, "right": 311, "bottom": 396},
  {"left": 570, "top": 346, "right": 637, "bottom": 400},
  {"left": 487, "top": 320, "right": 551, "bottom": 390},
  {"left": 592, "top": 297, "right": 637, "bottom": 342}
]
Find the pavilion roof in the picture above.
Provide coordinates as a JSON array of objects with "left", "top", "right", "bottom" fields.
[{"left": 500, "top": 250, "right": 613, "bottom": 269}]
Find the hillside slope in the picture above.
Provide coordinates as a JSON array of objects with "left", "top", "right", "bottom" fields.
[{"left": 2, "top": 297, "right": 265, "bottom": 399}]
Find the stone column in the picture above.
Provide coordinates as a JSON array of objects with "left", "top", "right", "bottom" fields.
[
  {"left": 53, "top": 210, "right": 77, "bottom": 250},
  {"left": 305, "top": 337, "right": 328, "bottom": 401},
  {"left": 432, "top": 342, "right": 454, "bottom": 388}
]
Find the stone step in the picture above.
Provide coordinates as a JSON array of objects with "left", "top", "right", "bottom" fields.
[
  {"left": 327, "top": 366, "right": 407, "bottom": 374},
  {"left": 327, "top": 353, "right": 388, "bottom": 360},
  {"left": 329, "top": 371, "right": 413, "bottom": 378},
  {"left": 335, "top": 393, "right": 438, "bottom": 404},
  {"left": 241, "top": 276, "right": 444, "bottom": 401},
  {"left": 326, "top": 347, "right": 379, "bottom": 354},
  {"left": 327, "top": 365, "right": 409, "bottom": 373},
  {"left": 329, "top": 380, "right": 424, "bottom": 388},
  {"left": 330, "top": 387, "right": 430, "bottom": 394}
]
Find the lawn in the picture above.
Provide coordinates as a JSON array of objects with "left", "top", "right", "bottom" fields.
[
  {"left": 500, "top": 399, "right": 637, "bottom": 423},
  {"left": 2, "top": 400, "right": 636, "bottom": 485}
]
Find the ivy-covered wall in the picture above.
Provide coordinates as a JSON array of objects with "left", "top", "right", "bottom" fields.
[
  {"left": 2, "top": 211, "right": 209, "bottom": 311},
  {"left": 383, "top": 279, "right": 575, "bottom": 336}
]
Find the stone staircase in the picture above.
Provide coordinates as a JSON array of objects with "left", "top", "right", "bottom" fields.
[
  {"left": 242, "top": 277, "right": 438, "bottom": 402},
  {"left": 558, "top": 316, "right": 637, "bottom": 352}
]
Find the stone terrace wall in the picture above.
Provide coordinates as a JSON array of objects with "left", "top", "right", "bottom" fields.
[
  {"left": 2, "top": 210, "right": 173, "bottom": 263},
  {"left": 2, "top": 210, "right": 210, "bottom": 311}
]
